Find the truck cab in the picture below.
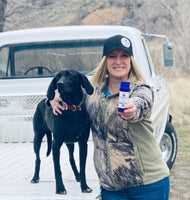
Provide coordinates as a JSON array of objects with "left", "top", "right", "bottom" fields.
[{"left": 0, "top": 25, "right": 177, "bottom": 169}]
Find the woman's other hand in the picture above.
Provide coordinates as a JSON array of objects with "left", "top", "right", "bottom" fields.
[{"left": 49, "top": 93, "right": 64, "bottom": 115}]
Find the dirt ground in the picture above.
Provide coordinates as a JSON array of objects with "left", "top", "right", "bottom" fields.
[{"left": 169, "top": 128, "right": 190, "bottom": 200}]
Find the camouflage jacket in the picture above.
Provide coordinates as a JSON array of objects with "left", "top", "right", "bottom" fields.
[{"left": 86, "top": 81, "right": 169, "bottom": 191}]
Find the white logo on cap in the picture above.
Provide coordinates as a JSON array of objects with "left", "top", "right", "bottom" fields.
[{"left": 121, "top": 38, "right": 130, "bottom": 48}]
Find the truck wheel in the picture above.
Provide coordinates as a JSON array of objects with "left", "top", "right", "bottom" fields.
[{"left": 160, "top": 122, "right": 178, "bottom": 169}]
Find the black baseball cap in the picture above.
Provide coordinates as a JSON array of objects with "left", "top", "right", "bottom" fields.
[{"left": 102, "top": 34, "right": 133, "bottom": 57}]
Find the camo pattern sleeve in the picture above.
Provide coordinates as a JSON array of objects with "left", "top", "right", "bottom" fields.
[{"left": 127, "top": 84, "right": 154, "bottom": 123}]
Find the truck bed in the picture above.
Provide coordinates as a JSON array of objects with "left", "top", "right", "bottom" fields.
[{"left": 0, "top": 141, "right": 99, "bottom": 200}]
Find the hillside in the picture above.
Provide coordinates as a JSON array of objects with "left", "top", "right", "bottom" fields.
[
  {"left": 3, "top": 0, "right": 190, "bottom": 74},
  {"left": 4, "top": 0, "right": 173, "bottom": 35}
]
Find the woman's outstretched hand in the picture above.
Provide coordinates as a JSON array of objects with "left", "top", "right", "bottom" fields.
[{"left": 117, "top": 102, "right": 137, "bottom": 120}]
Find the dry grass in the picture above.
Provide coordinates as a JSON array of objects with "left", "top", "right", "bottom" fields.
[
  {"left": 165, "top": 71, "right": 190, "bottom": 199},
  {"left": 82, "top": 7, "right": 127, "bottom": 25},
  {"left": 166, "top": 73, "right": 190, "bottom": 128},
  {"left": 169, "top": 128, "right": 190, "bottom": 200}
]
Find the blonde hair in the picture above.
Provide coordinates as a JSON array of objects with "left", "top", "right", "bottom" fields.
[{"left": 90, "top": 55, "right": 146, "bottom": 87}]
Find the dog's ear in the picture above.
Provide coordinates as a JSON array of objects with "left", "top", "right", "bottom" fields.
[
  {"left": 78, "top": 72, "right": 94, "bottom": 95},
  {"left": 46, "top": 72, "right": 61, "bottom": 100}
]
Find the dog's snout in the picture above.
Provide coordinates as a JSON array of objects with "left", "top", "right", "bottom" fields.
[{"left": 57, "top": 82, "right": 71, "bottom": 93}]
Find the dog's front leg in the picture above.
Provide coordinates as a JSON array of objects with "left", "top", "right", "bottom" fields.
[
  {"left": 79, "top": 141, "right": 92, "bottom": 193},
  {"left": 52, "top": 140, "right": 66, "bottom": 195}
]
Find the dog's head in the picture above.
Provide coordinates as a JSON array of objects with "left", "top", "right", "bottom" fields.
[{"left": 47, "top": 69, "right": 94, "bottom": 105}]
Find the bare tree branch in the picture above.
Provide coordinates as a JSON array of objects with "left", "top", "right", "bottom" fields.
[{"left": 0, "top": 0, "right": 7, "bottom": 32}]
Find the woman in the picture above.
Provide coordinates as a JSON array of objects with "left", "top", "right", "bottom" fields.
[{"left": 50, "top": 35, "right": 170, "bottom": 200}]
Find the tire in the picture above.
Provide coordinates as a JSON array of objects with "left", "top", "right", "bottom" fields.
[{"left": 160, "top": 122, "right": 178, "bottom": 169}]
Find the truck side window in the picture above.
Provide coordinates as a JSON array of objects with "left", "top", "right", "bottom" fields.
[
  {"left": 141, "top": 39, "right": 154, "bottom": 78},
  {"left": 0, "top": 47, "right": 9, "bottom": 78}
]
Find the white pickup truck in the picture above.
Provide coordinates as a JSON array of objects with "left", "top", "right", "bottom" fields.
[{"left": 0, "top": 25, "right": 177, "bottom": 188}]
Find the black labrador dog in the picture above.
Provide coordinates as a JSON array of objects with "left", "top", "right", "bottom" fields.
[{"left": 31, "top": 69, "right": 94, "bottom": 194}]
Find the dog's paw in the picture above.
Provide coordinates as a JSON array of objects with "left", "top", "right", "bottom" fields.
[
  {"left": 30, "top": 178, "right": 39, "bottom": 184},
  {"left": 56, "top": 189, "right": 67, "bottom": 195},
  {"left": 82, "top": 187, "right": 92, "bottom": 193}
]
